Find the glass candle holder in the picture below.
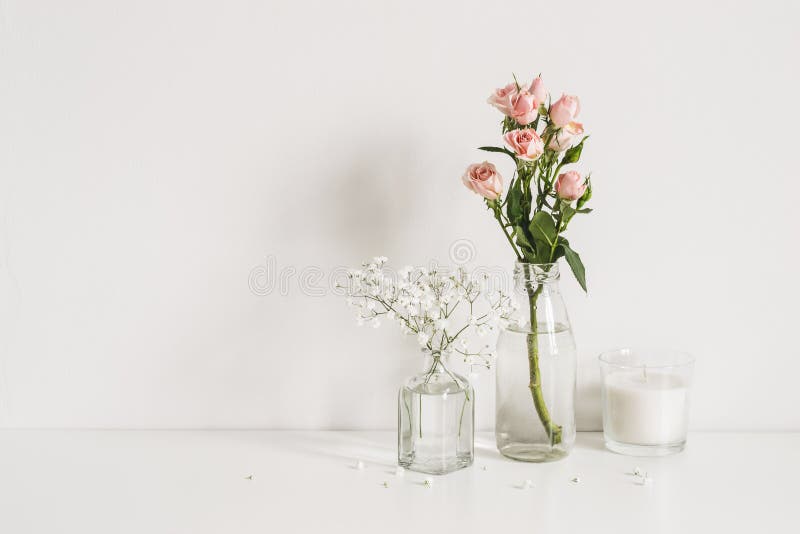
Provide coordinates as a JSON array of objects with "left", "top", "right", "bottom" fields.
[{"left": 599, "top": 348, "right": 695, "bottom": 456}]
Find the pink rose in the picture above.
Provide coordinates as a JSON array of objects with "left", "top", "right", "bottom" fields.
[
  {"left": 548, "top": 121, "right": 585, "bottom": 152},
  {"left": 510, "top": 90, "right": 539, "bottom": 125},
  {"left": 504, "top": 128, "right": 544, "bottom": 161},
  {"left": 555, "top": 171, "right": 587, "bottom": 201},
  {"left": 550, "top": 94, "right": 581, "bottom": 127},
  {"left": 462, "top": 162, "right": 503, "bottom": 200},
  {"left": 487, "top": 83, "right": 518, "bottom": 116},
  {"left": 529, "top": 76, "right": 547, "bottom": 104}
]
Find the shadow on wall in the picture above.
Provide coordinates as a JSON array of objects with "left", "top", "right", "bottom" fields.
[
  {"left": 317, "top": 134, "right": 424, "bottom": 259},
  {"left": 271, "top": 132, "right": 428, "bottom": 427}
]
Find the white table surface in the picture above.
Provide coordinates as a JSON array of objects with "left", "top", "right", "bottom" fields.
[{"left": 0, "top": 430, "right": 796, "bottom": 533}]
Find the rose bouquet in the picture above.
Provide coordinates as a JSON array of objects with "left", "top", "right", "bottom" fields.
[
  {"left": 462, "top": 74, "right": 593, "bottom": 457},
  {"left": 463, "top": 75, "right": 591, "bottom": 283}
]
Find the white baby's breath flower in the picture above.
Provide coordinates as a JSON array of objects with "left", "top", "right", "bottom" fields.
[{"left": 343, "top": 257, "right": 516, "bottom": 366}]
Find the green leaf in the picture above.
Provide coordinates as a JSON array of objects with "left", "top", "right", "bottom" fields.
[
  {"left": 551, "top": 236, "right": 569, "bottom": 262},
  {"left": 561, "top": 204, "right": 577, "bottom": 226},
  {"left": 534, "top": 241, "right": 553, "bottom": 264},
  {"left": 513, "top": 226, "right": 535, "bottom": 257},
  {"left": 577, "top": 208, "right": 593, "bottom": 214},
  {"left": 576, "top": 179, "right": 592, "bottom": 209},
  {"left": 505, "top": 178, "right": 523, "bottom": 225},
  {"left": 477, "top": 146, "right": 517, "bottom": 162},
  {"left": 561, "top": 135, "right": 589, "bottom": 165},
  {"left": 562, "top": 243, "right": 587, "bottom": 292},
  {"left": 529, "top": 211, "right": 557, "bottom": 247}
]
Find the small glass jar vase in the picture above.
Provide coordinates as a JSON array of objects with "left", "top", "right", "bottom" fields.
[
  {"left": 398, "top": 353, "right": 474, "bottom": 475},
  {"left": 495, "top": 262, "right": 577, "bottom": 462}
]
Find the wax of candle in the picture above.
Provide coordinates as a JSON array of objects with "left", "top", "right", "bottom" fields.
[{"left": 603, "top": 370, "right": 688, "bottom": 445}]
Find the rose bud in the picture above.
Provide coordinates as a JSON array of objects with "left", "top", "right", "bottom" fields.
[
  {"left": 510, "top": 90, "right": 540, "bottom": 125},
  {"left": 548, "top": 121, "right": 585, "bottom": 152},
  {"left": 529, "top": 76, "right": 547, "bottom": 104},
  {"left": 555, "top": 170, "right": 587, "bottom": 201},
  {"left": 550, "top": 94, "right": 581, "bottom": 127}
]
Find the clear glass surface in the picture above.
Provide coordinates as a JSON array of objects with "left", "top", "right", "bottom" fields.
[
  {"left": 495, "top": 262, "right": 577, "bottom": 462},
  {"left": 599, "top": 348, "right": 695, "bottom": 456},
  {"left": 398, "top": 356, "right": 474, "bottom": 475}
]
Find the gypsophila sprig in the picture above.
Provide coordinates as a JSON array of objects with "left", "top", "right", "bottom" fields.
[{"left": 342, "top": 257, "right": 516, "bottom": 368}]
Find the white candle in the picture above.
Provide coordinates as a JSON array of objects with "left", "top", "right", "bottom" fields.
[{"left": 603, "top": 369, "right": 688, "bottom": 445}]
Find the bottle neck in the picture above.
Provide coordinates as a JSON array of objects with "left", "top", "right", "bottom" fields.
[
  {"left": 422, "top": 352, "right": 451, "bottom": 374},
  {"left": 513, "top": 262, "right": 561, "bottom": 295}
]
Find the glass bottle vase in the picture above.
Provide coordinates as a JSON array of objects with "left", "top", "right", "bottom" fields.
[
  {"left": 495, "top": 262, "right": 576, "bottom": 462},
  {"left": 398, "top": 353, "right": 474, "bottom": 475}
]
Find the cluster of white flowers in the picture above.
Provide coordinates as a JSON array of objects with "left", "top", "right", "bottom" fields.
[{"left": 343, "top": 257, "right": 518, "bottom": 368}]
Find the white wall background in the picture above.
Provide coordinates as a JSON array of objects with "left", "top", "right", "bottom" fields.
[{"left": 1, "top": 0, "right": 798, "bottom": 430}]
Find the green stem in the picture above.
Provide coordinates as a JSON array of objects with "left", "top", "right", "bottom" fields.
[
  {"left": 457, "top": 394, "right": 468, "bottom": 438},
  {"left": 491, "top": 203, "right": 522, "bottom": 260},
  {"left": 526, "top": 285, "right": 563, "bottom": 445},
  {"left": 549, "top": 210, "right": 563, "bottom": 262},
  {"left": 403, "top": 394, "right": 413, "bottom": 437}
]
